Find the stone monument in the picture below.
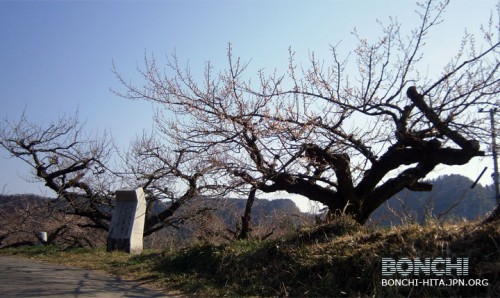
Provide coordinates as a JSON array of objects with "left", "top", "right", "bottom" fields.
[
  {"left": 107, "top": 188, "right": 146, "bottom": 254},
  {"left": 37, "top": 231, "right": 47, "bottom": 245}
]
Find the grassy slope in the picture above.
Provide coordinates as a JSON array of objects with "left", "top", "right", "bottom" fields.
[{"left": 1, "top": 218, "right": 499, "bottom": 297}]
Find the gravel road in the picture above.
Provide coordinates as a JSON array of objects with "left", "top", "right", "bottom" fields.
[{"left": 0, "top": 256, "right": 174, "bottom": 297}]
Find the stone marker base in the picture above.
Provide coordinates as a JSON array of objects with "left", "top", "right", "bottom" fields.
[{"left": 107, "top": 238, "right": 132, "bottom": 253}]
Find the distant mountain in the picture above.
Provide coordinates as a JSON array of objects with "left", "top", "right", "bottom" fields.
[
  {"left": 153, "top": 196, "right": 302, "bottom": 227},
  {"left": 369, "top": 174, "right": 496, "bottom": 225},
  {"left": 3, "top": 174, "right": 496, "bottom": 236},
  {"left": 147, "top": 197, "right": 304, "bottom": 245},
  {"left": 1, "top": 193, "right": 302, "bottom": 227},
  {"left": 215, "top": 197, "right": 301, "bottom": 225},
  {"left": 0, "top": 194, "right": 50, "bottom": 212}
]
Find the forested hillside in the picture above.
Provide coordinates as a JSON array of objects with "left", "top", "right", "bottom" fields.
[
  {"left": 370, "top": 174, "right": 496, "bottom": 225},
  {"left": 1, "top": 174, "right": 496, "bottom": 247}
]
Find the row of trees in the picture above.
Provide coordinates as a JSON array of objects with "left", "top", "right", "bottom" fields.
[
  {"left": 0, "top": 113, "right": 224, "bottom": 237},
  {"left": 0, "top": 194, "right": 107, "bottom": 248},
  {"left": 1, "top": 0, "right": 499, "bottom": 242}
]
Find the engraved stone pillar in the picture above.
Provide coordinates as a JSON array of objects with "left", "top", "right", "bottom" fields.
[{"left": 107, "top": 188, "right": 146, "bottom": 254}]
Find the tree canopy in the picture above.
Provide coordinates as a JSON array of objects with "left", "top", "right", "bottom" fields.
[{"left": 115, "top": 0, "right": 499, "bottom": 223}]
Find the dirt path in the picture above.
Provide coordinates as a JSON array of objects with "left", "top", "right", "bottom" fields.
[{"left": 0, "top": 256, "right": 175, "bottom": 297}]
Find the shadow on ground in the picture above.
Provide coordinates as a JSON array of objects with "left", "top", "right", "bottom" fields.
[{"left": 0, "top": 256, "right": 176, "bottom": 297}]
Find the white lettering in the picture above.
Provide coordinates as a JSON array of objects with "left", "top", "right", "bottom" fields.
[
  {"left": 396, "top": 258, "right": 413, "bottom": 277},
  {"left": 431, "top": 258, "right": 446, "bottom": 276},
  {"left": 381, "top": 257, "right": 469, "bottom": 277},
  {"left": 413, "top": 258, "right": 431, "bottom": 276},
  {"left": 446, "top": 258, "right": 463, "bottom": 276},
  {"left": 381, "top": 258, "right": 396, "bottom": 276}
]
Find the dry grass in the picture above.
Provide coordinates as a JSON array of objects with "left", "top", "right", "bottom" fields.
[{"left": 1, "top": 217, "right": 498, "bottom": 297}]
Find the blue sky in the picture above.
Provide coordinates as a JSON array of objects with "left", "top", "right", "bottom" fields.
[{"left": 0, "top": 0, "right": 498, "bottom": 200}]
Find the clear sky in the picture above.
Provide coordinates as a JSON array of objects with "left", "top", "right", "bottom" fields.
[{"left": 0, "top": 0, "right": 498, "bottom": 207}]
